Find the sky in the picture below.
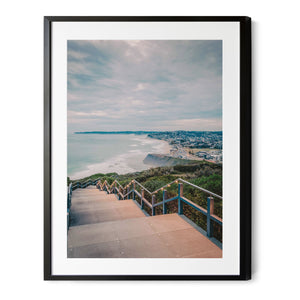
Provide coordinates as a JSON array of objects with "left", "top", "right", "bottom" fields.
[{"left": 67, "top": 40, "right": 222, "bottom": 132}]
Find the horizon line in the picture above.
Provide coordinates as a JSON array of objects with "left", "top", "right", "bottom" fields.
[{"left": 74, "top": 130, "right": 222, "bottom": 134}]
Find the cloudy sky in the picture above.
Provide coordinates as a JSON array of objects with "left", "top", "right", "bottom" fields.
[{"left": 67, "top": 40, "right": 222, "bottom": 132}]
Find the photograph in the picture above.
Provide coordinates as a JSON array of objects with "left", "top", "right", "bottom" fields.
[
  {"left": 67, "top": 40, "right": 223, "bottom": 259},
  {"left": 45, "top": 16, "right": 251, "bottom": 279},
  {"left": 3, "top": 0, "right": 300, "bottom": 297}
]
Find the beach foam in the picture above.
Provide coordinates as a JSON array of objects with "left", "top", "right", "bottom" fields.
[{"left": 68, "top": 134, "right": 171, "bottom": 180}]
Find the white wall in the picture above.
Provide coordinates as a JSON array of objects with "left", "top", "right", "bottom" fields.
[{"left": 1, "top": 0, "right": 299, "bottom": 299}]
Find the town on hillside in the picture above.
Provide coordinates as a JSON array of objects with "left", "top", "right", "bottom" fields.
[{"left": 148, "top": 131, "right": 223, "bottom": 163}]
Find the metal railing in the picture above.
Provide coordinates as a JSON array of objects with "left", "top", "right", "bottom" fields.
[
  {"left": 67, "top": 176, "right": 222, "bottom": 242},
  {"left": 92, "top": 177, "right": 222, "bottom": 240},
  {"left": 67, "top": 177, "right": 101, "bottom": 229}
]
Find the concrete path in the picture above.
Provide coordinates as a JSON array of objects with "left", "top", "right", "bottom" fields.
[{"left": 68, "top": 186, "right": 222, "bottom": 258}]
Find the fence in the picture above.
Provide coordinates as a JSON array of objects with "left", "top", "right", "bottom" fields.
[{"left": 67, "top": 176, "right": 222, "bottom": 244}]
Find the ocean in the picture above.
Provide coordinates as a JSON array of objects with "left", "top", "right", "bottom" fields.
[{"left": 67, "top": 133, "right": 170, "bottom": 180}]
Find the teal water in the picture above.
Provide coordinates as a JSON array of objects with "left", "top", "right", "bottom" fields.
[{"left": 68, "top": 134, "right": 170, "bottom": 179}]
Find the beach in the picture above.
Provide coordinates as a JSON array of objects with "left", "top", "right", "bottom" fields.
[{"left": 68, "top": 133, "right": 171, "bottom": 180}]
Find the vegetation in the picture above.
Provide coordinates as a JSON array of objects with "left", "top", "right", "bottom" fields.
[{"left": 68, "top": 160, "right": 222, "bottom": 242}]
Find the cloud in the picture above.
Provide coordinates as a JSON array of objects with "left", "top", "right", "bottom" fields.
[
  {"left": 134, "top": 83, "right": 147, "bottom": 91},
  {"left": 68, "top": 49, "right": 89, "bottom": 60},
  {"left": 158, "top": 118, "right": 222, "bottom": 131},
  {"left": 68, "top": 110, "right": 107, "bottom": 117},
  {"left": 67, "top": 40, "right": 222, "bottom": 132}
]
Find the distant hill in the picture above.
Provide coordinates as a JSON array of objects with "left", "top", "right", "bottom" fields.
[
  {"left": 74, "top": 131, "right": 156, "bottom": 134},
  {"left": 74, "top": 130, "right": 222, "bottom": 135}
]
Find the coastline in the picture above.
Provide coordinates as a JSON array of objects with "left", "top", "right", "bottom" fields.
[
  {"left": 147, "top": 137, "right": 222, "bottom": 164},
  {"left": 68, "top": 133, "right": 221, "bottom": 180},
  {"left": 145, "top": 135, "right": 171, "bottom": 155},
  {"left": 69, "top": 134, "right": 172, "bottom": 180}
]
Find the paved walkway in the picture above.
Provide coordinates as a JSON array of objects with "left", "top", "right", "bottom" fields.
[{"left": 68, "top": 186, "right": 222, "bottom": 258}]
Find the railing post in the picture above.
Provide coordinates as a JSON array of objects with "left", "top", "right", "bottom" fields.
[
  {"left": 67, "top": 187, "right": 70, "bottom": 209},
  {"left": 117, "top": 185, "right": 121, "bottom": 200},
  {"left": 133, "top": 182, "right": 136, "bottom": 201},
  {"left": 210, "top": 196, "right": 214, "bottom": 215},
  {"left": 178, "top": 183, "right": 183, "bottom": 215},
  {"left": 207, "top": 196, "right": 213, "bottom": 237},
  {"left": 163, "top": 190, "right": 167, "bottom": 214},
  {"left": 152, "top": 195, "right": 156, "bottom": 216},
  {"left": 127, "top": 186, "right": 130, "bottom": 199},
  {"left": 141, "top": 189, "right": 144, "bottom": 209}
]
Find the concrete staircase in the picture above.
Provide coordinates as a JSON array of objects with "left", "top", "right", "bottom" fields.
[{"left": 68, "top": 186, "right": 222, "bottom": 258}]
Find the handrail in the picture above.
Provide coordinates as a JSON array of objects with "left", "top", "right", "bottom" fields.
[
  {"left": 68, "top": 175, "right": 223, "bottom": 241},
  {"left": 133, "top": 180, "right": 152, "bottom": 195},
  {"left": 123, "top": 189, "right": 134, "bottom": 198},
  {"left": 177, "top": 178, "right": 222, "bottom": 199},
  {"left": 113, "top": 180, "right": 124, "bottom": 189},
  {"left": 67, "top": 178, "right": 100, "bottom": 230},
  {"left": 151, "top": 179, "right": 179, "bottom": 194},
  {"left": 102, "top": 178, "right": 222, "bottom": 199},
  {"left": 72, "top": 177, "right": 102, "bottom": 187},
  {"left": 69, "top": 176, "right": 222, "bottom": 204}
]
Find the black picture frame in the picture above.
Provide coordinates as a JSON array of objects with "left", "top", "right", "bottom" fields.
[{"left": 44, "top": 16, "right": 251, "bottom": 280}]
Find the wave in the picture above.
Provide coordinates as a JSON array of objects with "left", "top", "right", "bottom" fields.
[
  {"left": 68, "top": 134, "right": 171, "bottom": 180},
  {"left": 70, "top": 153, "right": 135, "bottom": 179}
]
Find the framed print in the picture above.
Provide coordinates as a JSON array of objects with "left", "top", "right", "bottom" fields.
[{"left": 44, "top": 16, "right": 251, "bottom": 280}]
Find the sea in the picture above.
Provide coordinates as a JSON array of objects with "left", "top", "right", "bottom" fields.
[{"left": 68, "top": 133, "right": 171, "bottom": 180}]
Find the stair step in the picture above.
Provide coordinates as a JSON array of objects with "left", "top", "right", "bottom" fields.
[
  {"left": 68, "top": 214, "right": 222, "bottom": 258},
  {"left": 67, "top": 188, "right": 222, "bottom": 258},
  {"left": 70, "top": 200, "right": 145, "bottom": 226}
]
